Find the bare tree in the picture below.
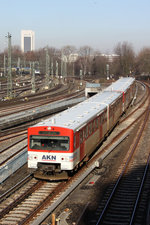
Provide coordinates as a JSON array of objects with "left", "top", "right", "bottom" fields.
[
  {"left": 114, "top": 42, "right": 135, "bottom": 76},
  {"left": 61, "top": 45, "right": 76, "bottom": 76},
  {"left": 61, "top": 45, "right": 76, "bottom": 57},
  {"left": 78, "top": 46, "right": 93, "bottom": 76},
  {"left": 135, "top": 47, "right": 150, "bottom": 75},
  {"left": 91, "top": 51, "right": 108, "bottom": 77}
]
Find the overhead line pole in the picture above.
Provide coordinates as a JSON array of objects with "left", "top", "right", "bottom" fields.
[
  {"left": 6, "top": 32, "right": 13, "bottom": 98},
  {"left": 45, "top": 47, "right": 50, "bottom": 89},
  {"left": 4, "top": 54, "right": 6, "bottom": 77},
  {"left": 31, "top": 62, "right": 35, "bottom": 93}
]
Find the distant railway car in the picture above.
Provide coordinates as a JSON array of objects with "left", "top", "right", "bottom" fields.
[{"left": 28, "top": 77, "right": 135, "bottom": 180}]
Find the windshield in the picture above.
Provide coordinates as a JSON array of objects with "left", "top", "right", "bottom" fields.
[{"left": 30, "top": 135, "right": 69, "bottom": 151}]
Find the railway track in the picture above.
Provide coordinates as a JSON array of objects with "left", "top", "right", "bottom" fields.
[
  {"left": 87, "top": 83, "right": 150, "bottom": 225},
  {"left": 0, "top": 178, "right": 62, "bottom": 225},
  {"left": 0, "top": 130, "right": 27, "bottom": 143},
  {"left": 92, "top": 154, "right": 150, "bottom": 225},
  {"left": 0, "top": 80, "right": 146, "bottom": 224},
  {"left": 0, "top": 80, "right": 149, "bottom": 224},
  {"left": 0, "top": 174, "right": 33, "bottom": 203},
  {"left": 0, "top": 135, "right": 27, "bottom": 167},
  {"left": 0, "top": 75, "right": 42, "bottom": 101},
  {"left": 0, "top": 155, "right": 100, "bottom": 225},
  {"left": 0, "top": 97, "right": 85, "bottom": 138},
  {"left": 0, "top": 89, "right": 85, "bottom": 137},
  {"left": 0, "top": 84, "right": 71, "bottom": 118}
]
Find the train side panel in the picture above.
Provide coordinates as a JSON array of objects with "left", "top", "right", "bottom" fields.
[
  {"left": 74, "top": 90, "right": 131, "bottom": 161},
  {"left": 84, "top": 129, "right": 100, "bottom": 156}
]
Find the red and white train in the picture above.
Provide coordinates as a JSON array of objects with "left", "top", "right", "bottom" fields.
[{"left": 28, "top": 77, "right": 136, "bottom": 180}]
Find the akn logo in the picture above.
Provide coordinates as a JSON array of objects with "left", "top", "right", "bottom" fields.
[{"left": 42, "top": 155, "right": 56, "bottom": 161}]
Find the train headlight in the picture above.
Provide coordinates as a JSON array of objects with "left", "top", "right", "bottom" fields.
[
  {"left": 28, "top": 155, "right": 33, "bottom": 160},
  {"left": 28, "top": 154, "right": 38, "bottom": 160},
  {"left": 61, "top": 156, "right": 69, "bottom": 162},
  {"left": 33, "top": 155, "right": 38, "bottom": 160}
]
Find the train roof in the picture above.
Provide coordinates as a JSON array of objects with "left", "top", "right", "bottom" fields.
[
  {"left": 104, "top": 77, "right": 135, "bottom": 92},
  {"left": 31, "top": 77, "right": 135, "bottom": 132},
  {"left": 33, "top": 92, "right": 122, "bottom": 132}
]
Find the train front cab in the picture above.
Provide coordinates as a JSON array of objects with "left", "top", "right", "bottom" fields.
[{"left": 27, "top": 126, "right": 79, "bottom": 175}]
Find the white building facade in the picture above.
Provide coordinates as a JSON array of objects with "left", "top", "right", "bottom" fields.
[{"left": 21, "top": 30, "right": 35, "bottom": 52}]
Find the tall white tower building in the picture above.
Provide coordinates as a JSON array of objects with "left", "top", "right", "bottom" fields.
[{"left": 21, "top": 30, "right": 35, "bottom": 52}]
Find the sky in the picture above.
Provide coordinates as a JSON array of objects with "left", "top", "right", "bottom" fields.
[{"left": 0, "top": 0, "right": 150, "bottom": 54}]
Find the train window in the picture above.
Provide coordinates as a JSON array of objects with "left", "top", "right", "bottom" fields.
[
  {"left": 85, "top": 125, "right": 88, "bottom": 138},
  {"left": 89, "top": 122, "right": 92, "bottom": 135},
  {"left": 83, "top": 128, "right": 86, "bottom": 140},
  {"left": 80, "top": 131, "right": 83, "bottom": 143},
  {"left": 92, "top": 121, "right": 95, "bottom": 132},
  {"left": 99, "top": 115, "right": 102, "bottom": 125},
  {"left": 94, "top": 120, "right": 96, "bottom": 131},
  {"left": 30, "top": 135, "right": 69, "bottom": 151},
  {"left": 96, "top": 118, "right": 98, "bottom": 129},
  {"left": 90, "top": 122, "right": 92, "bottom": 133}
]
